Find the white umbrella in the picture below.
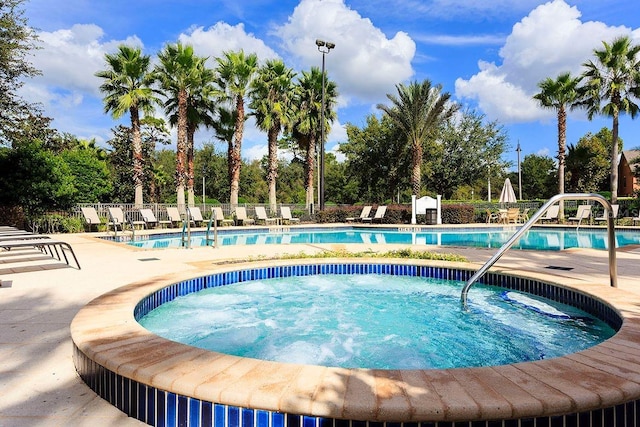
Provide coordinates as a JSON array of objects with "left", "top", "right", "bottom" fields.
[{"left": 499, "top": 178, "right": 517, "bottom": 203}]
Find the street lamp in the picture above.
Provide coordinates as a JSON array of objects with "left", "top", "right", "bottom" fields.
[
  {"left": 516, "top": 141, "right": 522, "bottom": 200},
  {"left": 316, "top": 39, "right": 335, "bottom": 211}
]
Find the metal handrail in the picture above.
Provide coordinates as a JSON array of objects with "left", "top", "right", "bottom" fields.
[
  {"left": 461, "top": 193, "right": 617, "bottom": 309},
  {"left": 205, "top": 209, "right": 219, "bottom": 248}
]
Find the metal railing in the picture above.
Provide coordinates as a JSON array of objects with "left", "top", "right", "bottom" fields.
[{"left": 460, "top": 193, "right": 618, "bottom": 309}]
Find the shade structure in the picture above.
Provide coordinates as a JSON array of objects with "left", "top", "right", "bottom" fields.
[{"left": 499, "top": 178, "right": 517, "bottom": 203}]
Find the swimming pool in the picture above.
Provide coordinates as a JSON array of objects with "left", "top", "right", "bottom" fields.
[{"left": 122, "top": 225, "right": 640, "bottom": 250}]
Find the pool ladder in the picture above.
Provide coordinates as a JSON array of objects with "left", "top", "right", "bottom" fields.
[
  {"left": 179, "top": 207, "right": 219, "bottom": 248},
  {"left": 461, "top": 193, "right": 618, "bottom": 309}
]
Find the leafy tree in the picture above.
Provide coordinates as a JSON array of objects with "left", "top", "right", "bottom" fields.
[
  {"left": 533, "top": 72, "right": 582, "bottom": 218},
  {"left": 0, "top": 141, "right": 76, "bottom": 216},
  {"left": 195, "top": 143, "right": 229, "bottom": 203},
  {"left": 519, "top": 154, "right": 556, "bottom": 199},
  {"left": 240, "top": 159, "right": 268, "bottom": 203},
  {"left": 580, "top": 36, "right": 640, "bottom": 203},
  {"left": 249, "top": 59, "right": 296, "bottom": 212},
  {"left": 429, "top": 109, "right": 509, "bottom": 199},
  {"left": 215, "top": 50, "right": 258, "bottom": 205},
  {"left": 566, "top": 130, "right": 611, "bottom": 193},
  {"left": 341, "top": 114, "right": 409, "bottom": 203},
  {"left": 377, "top": 79, "right": 458, "bottom": 196},
  {"left": 0, "top": 0, "right": 41, "bottom": 146},
  {"left": 291, "top": 67, "right": 338, "bottom": 209},
  {"left": 95, "top": 45, "right": 158, "bottom": 206},
  {"left": 274, "top": 157, "right": 306, "bottom": 204},
  {"left": 61, "top": 148, "right": 112, "bottom": 203}
]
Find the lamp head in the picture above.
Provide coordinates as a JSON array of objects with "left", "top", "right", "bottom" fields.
[
  {"left": 315, "top": 39, "right": 325, "bottom": 47},
  {"left": 325, "top": 42, "right": 336, "bottom": 50}
]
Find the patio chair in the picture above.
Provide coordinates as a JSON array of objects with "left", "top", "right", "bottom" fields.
[
  {"left": 362, "top": 206, "right": 387, "bottom": 224},
  {"left": 485, "top": 209, "right": 500, "bottom": 224},
  {"left": 255, "top": 206, "right": 279, "bottom": 225},
  {"left": 80, "top": 207, "right": 103, "bottom": 230},
  {"left": 280, "top": 206, "right": 300, "bottom": 224},
  {"left": 346, "top": 206, "right": 372, "bottom": 222},
  {"left": 517, "top": 208, "right": 530, "bottom": 223},
  {"left": 538, "top": 205, "right": 560, "bottom": 223},
  {"left": 187, "top": 206, "right": 205, "bottom": 226},
  {"left": 139, "top": 209, "right": 171, "bottom": 229},
  {"left": 506, "top": 208, "right": 520, "bottom": 224},
  {"left": 211, "top": 207, "right": 234, "bottom": 226},
  {"left": 165, "top": 207, "right": 184, "bottom": 227},
  {"left": 595, "top": 204, "right": 619, "bottom": 224},
  {"left": 568, "top": 205, "right": 592, "bottom": 226},
  {"left": 233, "top": 207, "right": 255, "bottom": 226}
]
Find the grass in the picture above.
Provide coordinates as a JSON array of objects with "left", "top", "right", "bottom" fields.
[{"left": 248, "top": 248, "right": 467, "bottom": 263}]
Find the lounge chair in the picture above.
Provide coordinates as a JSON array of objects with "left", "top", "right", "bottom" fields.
[
  {"left": 346, "top": 206, "right": 372, "bottom": 222},
  {"left": 0, "top": 238, "right": 80, "bottom": 269},
  {"left": 517, "top": 208, "right": 530, "bottom": 223},
  {"left": 280, "top": 206, "right": 300, "bottom": 224},
  {"left": 165, "top": 207, "right": 184, "bottom": 227},
  {"left": 362, "top": 206, "right": 387, "bottom": 224},
  {"left": 538, "top": 205, "right": 560, "bottom": 223},
  {"left": 188, "top": 206, "right": 205, "bottom": 226},
  {"left": 595, "top": 204, "right": 619, "bottom": 224},
  {"left": 233, "top": 207, "right": 255, "bottom": 226},
  {"left": 211, "top": 207, "right": 234, "bottom": 226},
  {"left": 568, "top": 205, "right": 591, "bottom": 226},
  {"left": 255, "top": 206, "right": 279, "bottom": 225},
  {"left": 80, "top": 207, "right": 103, "bottom": 230},
  {"left": 139, "top": 209, "right": 171, "bottom": 229},
  {"left": 107, "top": 207, "right": 125, "bottom": 232}
]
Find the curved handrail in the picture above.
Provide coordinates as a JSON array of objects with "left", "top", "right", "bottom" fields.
[{"left": 461, "top": 193, "right": 617, "bottom": 309}]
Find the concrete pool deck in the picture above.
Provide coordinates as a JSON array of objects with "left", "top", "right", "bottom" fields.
[{"left": 2, "top": 226, "right": 640, "bottom": 426}]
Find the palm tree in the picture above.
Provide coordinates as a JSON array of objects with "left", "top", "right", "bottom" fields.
[
  {"left": 249, "top": 59, "right": 296, "bottom": 212},
  {"left": 154, "top": 42, "right": 200, "bottom": 210},
  {"left": 533, "top": 72, "right": 582, "bottom": 219},
  {"left": 164, "top": 57, "right": 217, "bottom": 206},
  {"left": 215, "top": 50, "right": 258, "bottom": 206},
  {"left": 377, "top": 80, "right": 458, "bottom": 196},
  {"left": 292, "top": 67, "right": 337, "bottom": 209},
  {"left": 95, "top": 44, "right": 158, "bottom": 206},
  {"left": 580, "top": 35, "right": 640, "bottom": 204}
]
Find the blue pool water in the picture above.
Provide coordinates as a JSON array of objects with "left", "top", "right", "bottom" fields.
[
  {"left": 126, "top": 226, "right": 640, "bottom": 250},
  {"left": 139, "top": 274, "right": 615, "bottom": 369}
]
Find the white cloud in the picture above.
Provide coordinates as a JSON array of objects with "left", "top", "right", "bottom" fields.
[
  {"left": 455, "top": 0, "right": 634, "bottom": 123},
  {"left": 178, "top": 22, "right": 280, "bottom": 67},
  {"left": 275, "top": 0, "right": 416, "bottom": 103}
]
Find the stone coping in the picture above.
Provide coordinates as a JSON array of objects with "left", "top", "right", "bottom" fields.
[{"left": 70, "top": 258, "right": 640, "bottom": 422}]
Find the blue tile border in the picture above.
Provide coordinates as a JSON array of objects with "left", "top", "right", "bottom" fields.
[{"left": 75, "top": 262, "right": 629, "bottom": 427}]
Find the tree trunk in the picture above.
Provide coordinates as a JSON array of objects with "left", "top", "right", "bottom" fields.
[
  {"left": 130, "top": 106, "right": 144, "bottom": 206},
  {"left": 557, "top": 107, "right": 566, "bottom": 220},
  {"left": 305, "top": 134, "right": 315, "bottom": 210},
  {"left": 176, "top": 89, "right": 188, "bottom": 211},
  {"left": 611, "top": 111, "right": 619, "bottom": 204},
  {"left": 267, "top": 125, "right": 279, "bottom": 213},
  {"left": 411, "top": 141, "right": 423, "bottom": 196},
  {"left": 230, "top": 96, "right": 244, "bottom": 206},
  {"left": 187, "top": 123, "right": 195, "bottom": 207}
]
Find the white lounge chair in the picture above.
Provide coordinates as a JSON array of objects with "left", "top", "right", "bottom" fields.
[
  {"left": 211, "top": 207, "right": 234, "bottom": 226},
  {"left": 568, "top": 205, "right": 591, "bottom": 226},
  {"left": 280, "top": 206, "right": 300, "bottom": 224},
  {"left": 346, "top": 206, "right": 372, "bottom": 222},
  {"left": 80, "top": 207, "right": 102, "bottom": 230},
  {"left": 0, "top": 238, "right": 80, "bottom": 269},
  {"left": 255, "top": 206, "right": 279, "bottom": 225},
  {"left": 234, "top": 207, "right": 255, "bottom": 226},
  {"left": 139, "top": 209, "right": 171, "bottom": 229},
  {"left": 595, "top": 204, "right": 619, "bottom": 224},
  {"left": 188, "top": 206, "right": 205, "bottom": 226},
  {"left": 538, "top": 205, "right": 560, "bottom": 223},
  {"left": 362, "top": 206, "right": 386, "bottom": 224},
  {"left": 165, "top": 207, "right": 184, "bottom": 227}
]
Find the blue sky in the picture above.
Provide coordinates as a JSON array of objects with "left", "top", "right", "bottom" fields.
[{"left": 20, "top": 0, "right": 640, "bottom": 170}]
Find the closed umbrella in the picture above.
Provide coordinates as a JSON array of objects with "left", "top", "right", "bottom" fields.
[{"left": 499, "top": 178, "right": 517, "bottom": 204}]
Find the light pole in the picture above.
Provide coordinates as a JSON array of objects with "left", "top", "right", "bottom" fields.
[
  {"left": 316, "top": 39, "right": 335, "bottom": 211},
  {"left": 201, "top": 165, "right": 206, "bottom": 206},
  {"left": 516, "top": 141, "right": 522, "bottom": 200}
]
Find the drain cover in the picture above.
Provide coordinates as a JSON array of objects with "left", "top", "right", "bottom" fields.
[
  {"left": 138, "top": 257, "right": 160, "bottom": 262},
  {"left": 545, "top": 265, "right": 573, "bottom": 271}
]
